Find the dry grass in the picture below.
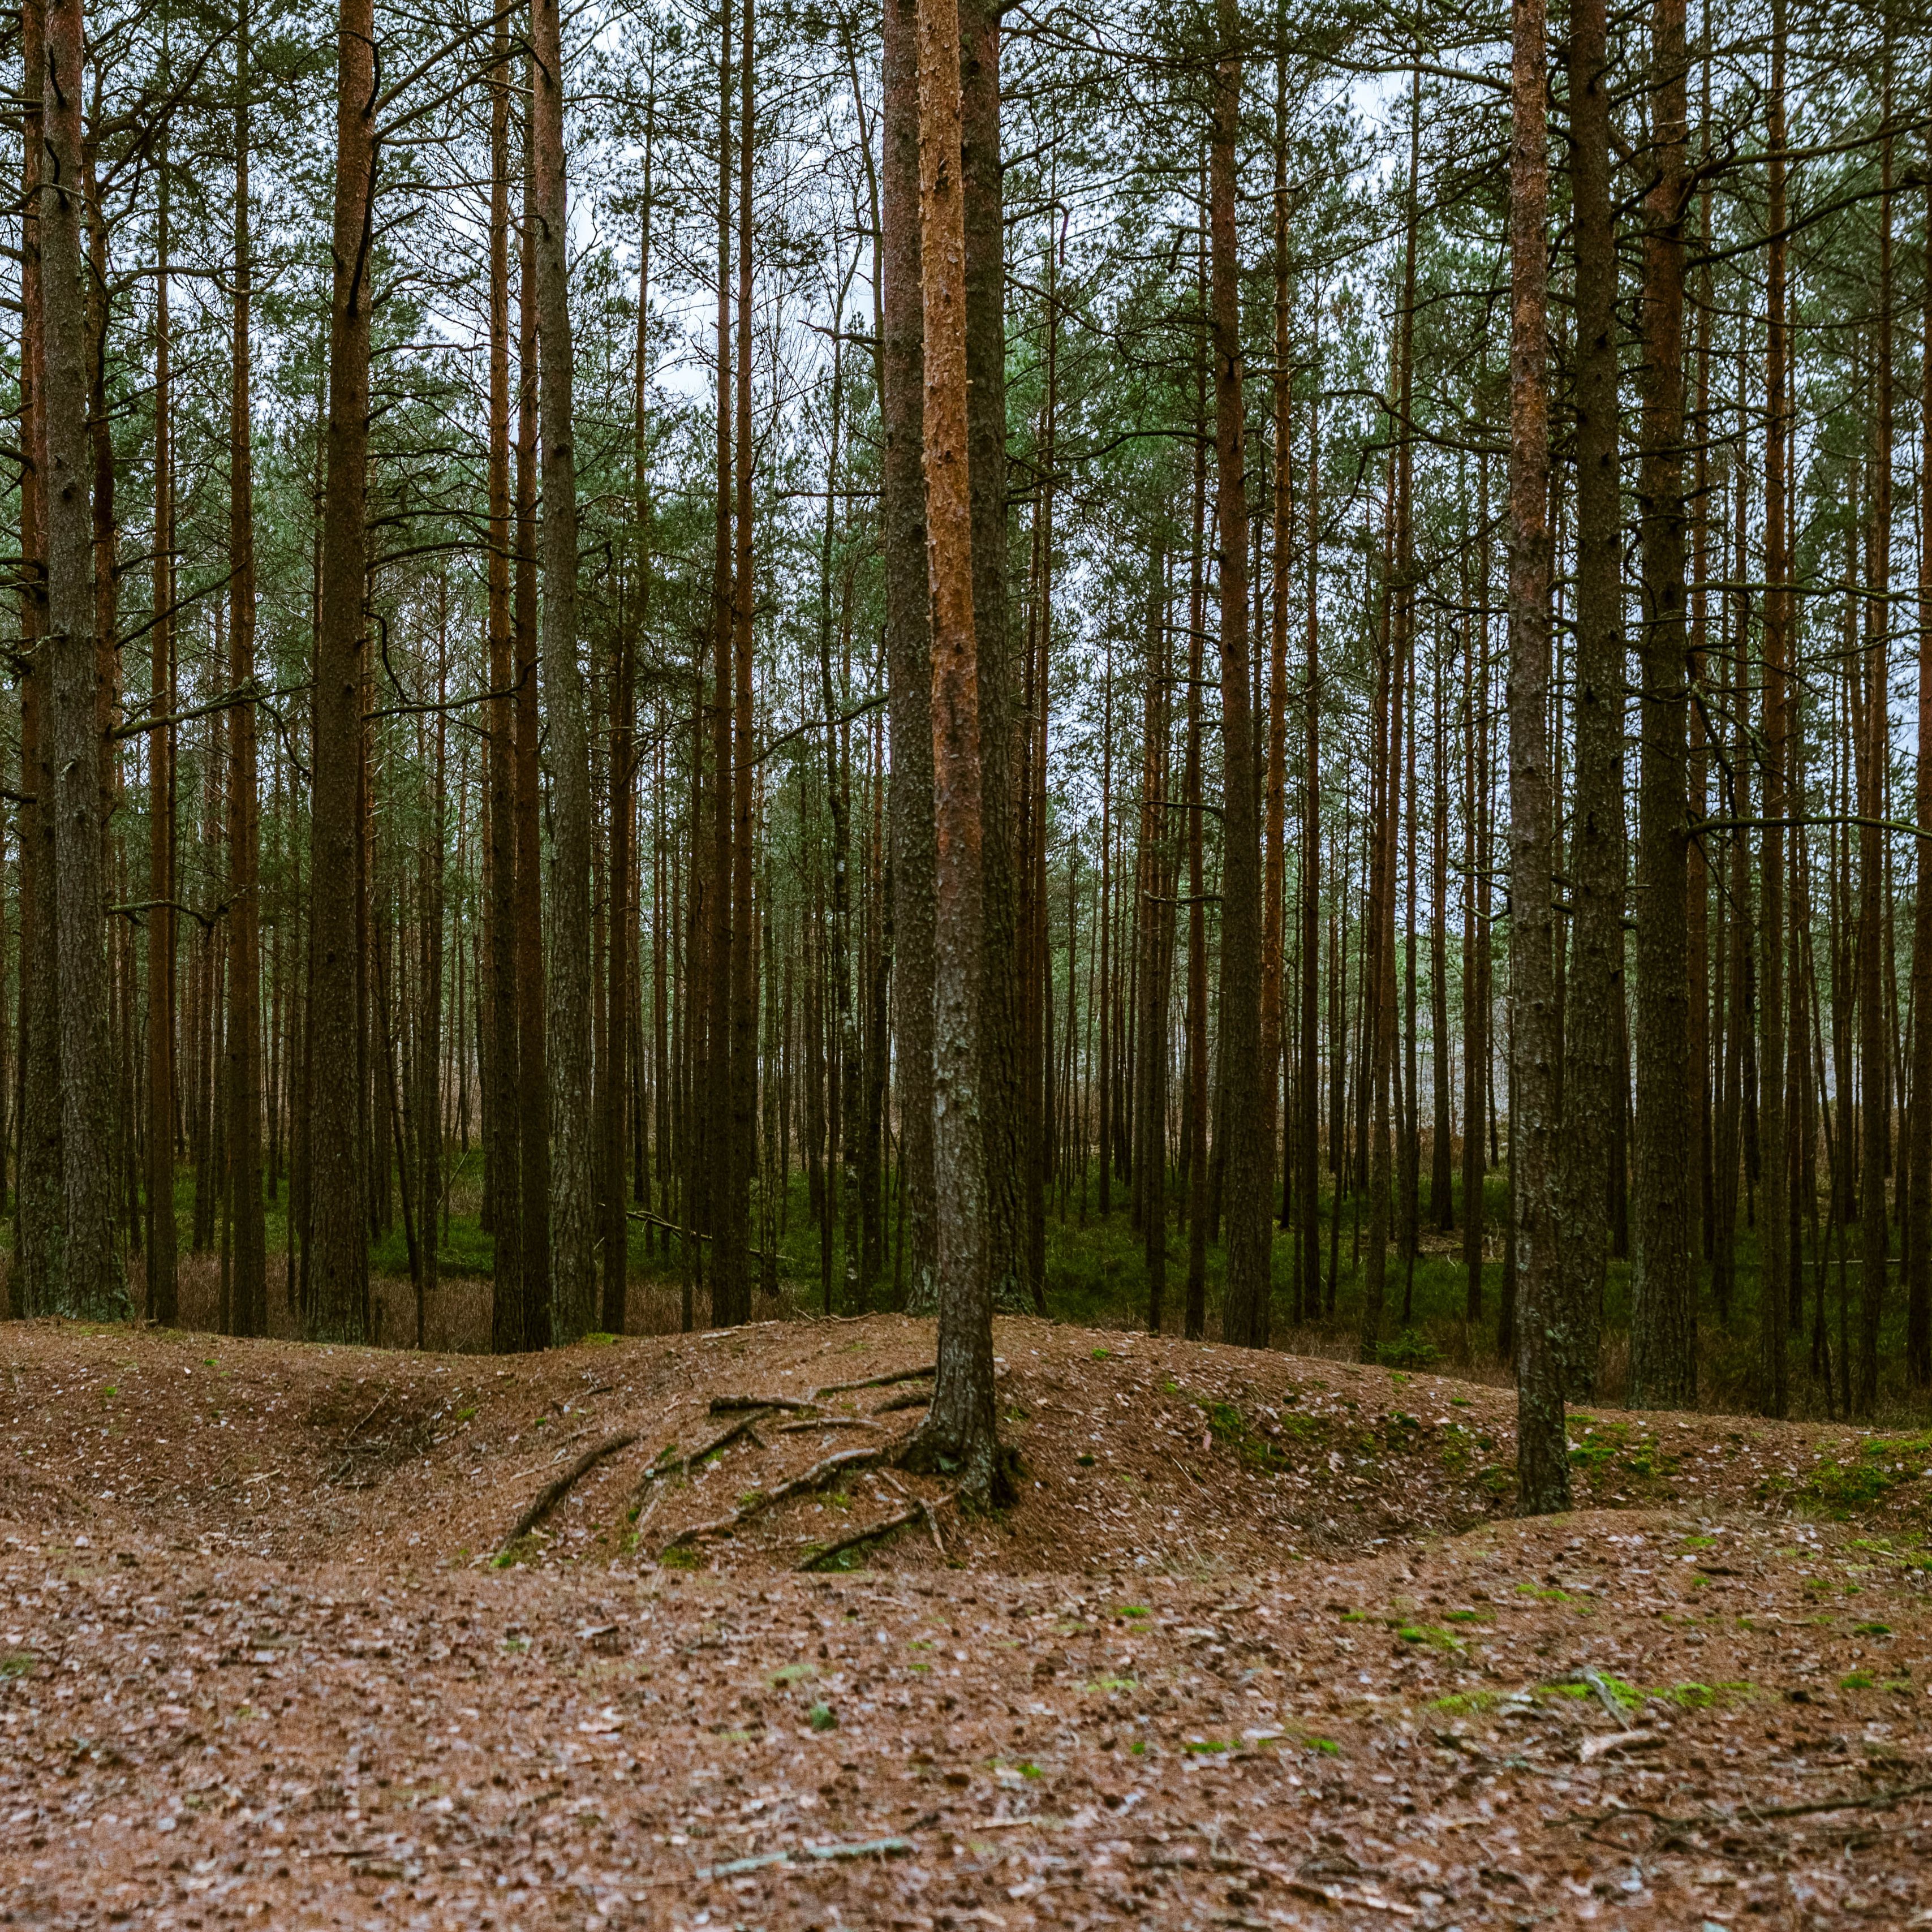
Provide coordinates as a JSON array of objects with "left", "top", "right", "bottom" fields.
[{"left": 36, "top": 1249, "right": 800, "bottom": 1352}]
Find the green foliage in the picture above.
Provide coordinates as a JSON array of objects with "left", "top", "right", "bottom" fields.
[
  {"left": 1379, "top": 1328, "right": 1441, "bottom": 1370},
  {"left": 1802, "top": 1434, "right": 1932, "bottom": 1515}
]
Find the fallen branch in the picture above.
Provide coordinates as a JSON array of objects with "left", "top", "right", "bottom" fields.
[
  {"left": 778, "top": 1415, "right": 885, "bottom": 1434},
  {"left": 1276, "top": 1876, "right": 1416, "bottom": 1917},
  {"left": 628, "top": 1210, "right": 781, "bottom": 1267},
  {"left": 1236, "top": 1858, "right": 1414, "bottom": 1916},
  {"left": 1578, "top": 1665, "right": 1634, "bottom": 1731},
  {"left": 694, "top": 1835, "right": 912, "bottom": 1881},
  {"left": 1578, "top": 1729, "right": 1664, "bottom": 1764},
  {"left": 658, "top": 1445, "right": 884, "bottom": 1559},
  {"left": 711, "top": 1393, "right": 823, "bottom": 1414},
  {"left": 1572, "top": 1779, "right": 1932, "bottom": 1831},
  {"left": 499, "top": 1432, "right": 637, "bottom": 1551},
  {"left": 812, "top": 1364, "right": 936, "bottom": 1398},
  {"left": 872, "top": 1388, "right": 932, "bottom": 1414}
]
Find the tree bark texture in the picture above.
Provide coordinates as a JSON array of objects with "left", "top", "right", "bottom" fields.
[
  {"left": 1508, "top": 0, "right": 1569, "bottom": 1513},
  {"left": 1629, "top": 0, "right": 1697, "bottom": 1410},
  {"left": 531, "top": 0, "right": 596, "bottom": 1344},
  {"left": 1211, "top": 0, "right": 1268, "bottom": 1348},
  {"left": 226, "top": 0, "right": 267, "bottom": 1337},
  {"left": 1552, "top": 0, "right": 1619, "bottom": 1400},
  {"left": 882, "top": 0, "right": 939, "bottom": 1314},
  {"left": 39, "top": 0, "right": 119, "bottom": 1317},
  {"left": 905, "top": 0, "right": 1009, "bottom": 1504}
]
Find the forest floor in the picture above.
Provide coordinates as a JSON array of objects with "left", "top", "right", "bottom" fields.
[{"left": 3, "top": 1314, "right": 1932, "bottom": 1929}]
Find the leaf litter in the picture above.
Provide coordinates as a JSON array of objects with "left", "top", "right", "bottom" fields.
[{"left": 2, "top": 1312, "right": 1931, "bottom": 1926}]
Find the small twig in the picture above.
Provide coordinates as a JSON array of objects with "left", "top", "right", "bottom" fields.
[
  {"left": 1573, "top": 1779, "right": 1932, "bottom": 1831},
  {"left": 1579, "top": 1665, "right": 1634, "bottom": 1732},
  {"left": 627, "top": 1210, "right": 781, "bottom": 1267},
  {"left": 498, "top": 1432, "right": 637, "bottom": 1551},
  {"left": 1247, "top": 1862, "right": 1415, "bottom": 1917},
  {"left": 625, "top": 1484, "right": 666, "bottom": 1554},
  {"left": 345, "top": 1393, "right": 390, "bottom": 1443}
]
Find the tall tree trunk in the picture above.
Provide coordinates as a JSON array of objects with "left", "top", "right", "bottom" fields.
[
  {"left": 604, "top": 114, "right": 653, "bottom": 1337},
  {"left": 961, "top": 0, "right": 1023, "bottom": 1314},
  {"left": 1300, "top": 320, "right": 1323, "bottom": 1323},
  {"left": 485, "top": 15, "right": 523, "bottom": 1327},
  {"left": 883, "top": 0, "right": 937, "bottom": 1311},
  {"left": 307, "top": 0, "right": 376, "bottom": 1340},
  {"left": 16, "top": 0, "right": 61, "bottom": 1319},
  {"left": 40, "top": 0, "right": 118, "bottom": 1315},
  {"left": 1430, "top": 648, "right": 1453, "bottom": 1232},
  {"left": 532, "top": 0, "right": 594, "bottom": 1344},
  {"left": 143, "top": 89, "right": 175, "bottom": 1325},
  {"left": 1211, "top": 0, "right": 1267, "bottom": 1348},
  {"left": 1553, "top": 0, "right": 1619, "bottom": 1399},
  {"left": 1261, "top": 49, "right": 1289, "bottom": 1269},
  {"left": 1509, "top": 0, "right": 1568, "bottom": 1512},
  {"left": 1461, "top": 569, "right": 1486, "bottom": 1321},
  {"left": 719, "top": 0, "right": 758, "bottom": 1327},
  {"left": 1759, "top": 0, "right": 1791, "bottom": 1414},
  {"left": 704, "top": 0, "right": 736, "bottom": 1329},
  {"left": 1629, "top": 0, "right": 1696, "bottom": 1408},
  {"left": 818, "top": 301, "right": 854, "bottom": 1314},
  {"left": 1911, "top": 160, "right": 1932, "bottom": 1389},
  {"left": 510, "top": 117, "right": 551, "bottom": 1349},
  {"left": 420, "top": 600, "right": 447, "bottom": 1341},
  {"left": 1182, "top": 349, "right": 1208, "bottom": 1340},
  {"left": 1096, "top": 644, "right": 1113, "bottom": 1220},
  {"left": 1140, "top": 569, "right": 1172, "bottom": 1329},
  {"left": 1854, "top": 39, "right": 1894, "bottom": 1414},
  {"left": 904, "top": 0, "right": 1009, "bottom": 1505},
  {"left": 226, "top": 1, "right": 266, "bottom": 1337}
]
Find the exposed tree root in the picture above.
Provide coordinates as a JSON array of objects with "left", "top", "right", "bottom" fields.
[
  {"left": 897, "top": 1426, "right": 1022, "bottom": 1508},
  {"left": 778, "top": 1415, "right": 885, "bottom": 1434},
  {"left": 812, "top": 1364, "right": 936, "bottom": 1399},
  {"left": 797, "top": 1503, "right": 924, "bottom": 1570},
  {"left": 872, "top": 1388, "right": 932, "bottom": 1414},
  {"left": 656, "top": 1445, "right": 887, "bottom": 1560},
  {"left": 499, "top": 1432, "right": 637, "bottom": 1551},
  {"left": 710, "top": 1394, "right": 822, "bottom": 1415},
  {"left": 623, "top": 1410, "right": 771, "bottom": 1521},
  {"left": 880, "top": 1471, "right": 956, "bottom": 1559}
]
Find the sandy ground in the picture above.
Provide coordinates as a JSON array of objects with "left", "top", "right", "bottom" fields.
[{"left": 3, "top": 1313, "right": 1931, "bottom": 1928}]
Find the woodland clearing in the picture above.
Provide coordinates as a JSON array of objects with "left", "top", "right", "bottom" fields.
[{"left": 2, "top": 1314, "right": 1931, "bottom": 1929}]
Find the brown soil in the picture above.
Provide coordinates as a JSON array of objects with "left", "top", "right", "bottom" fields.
[{"left": 3, "top": 1313, "right": 1931, "bottom": 1927}]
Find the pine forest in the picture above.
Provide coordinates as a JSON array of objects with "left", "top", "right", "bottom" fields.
[{"left": 5, "top": 0, "right": 1932, "bottom": 1916}]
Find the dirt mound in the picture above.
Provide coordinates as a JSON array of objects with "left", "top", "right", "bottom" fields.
[
  {"left": 5, "top": 1315, "right": 1929, "bottom": 1590},
  {"left": 5, "top": 1316, "right": 1932, "bottom": 1926}
]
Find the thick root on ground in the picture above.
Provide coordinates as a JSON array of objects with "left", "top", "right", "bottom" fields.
[
  {"left": 897, "top": 1426, "right": 1021, "bottom": 1510},
  {"left": 499, "top": 1432, "right": 638, "bottom": 1552},
  {"left": 797, "top": 1503, "right": 923, "bottom": 1571},
  {"left": 656, "top": 1444, "right": 889, "bottom": 1561},
  {"left": 812, "top": 1365, "right": 936, "bottom": 1399}
]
